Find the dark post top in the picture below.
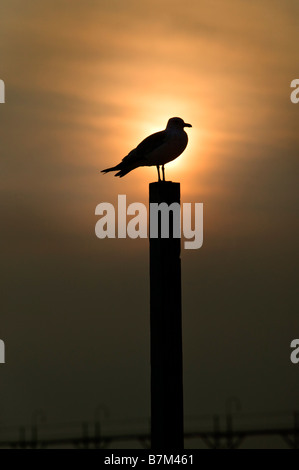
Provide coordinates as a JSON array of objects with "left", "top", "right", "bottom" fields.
[{"left": 149, "top": 181, "right": 180, "bottom": 203}]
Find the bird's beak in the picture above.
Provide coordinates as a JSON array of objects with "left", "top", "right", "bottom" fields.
[{"left": 184, "top": 122, "right": 192, "bottom": 128}]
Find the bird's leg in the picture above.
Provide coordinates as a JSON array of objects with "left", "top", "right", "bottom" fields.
[
  {"left": 162, "top": 165, "right": 165, "bottom": 182},
  {"left": 156, "top": 165, "right": 161, "bottom": 182}
]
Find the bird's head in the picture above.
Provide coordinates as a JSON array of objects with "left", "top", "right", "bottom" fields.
[{"left": 166, "top": 117, "right": 192, "bottom": 129}]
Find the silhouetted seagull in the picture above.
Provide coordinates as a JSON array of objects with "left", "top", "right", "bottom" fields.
[{"left": 101, "top": 117, "right": 192, "bottom": 181}]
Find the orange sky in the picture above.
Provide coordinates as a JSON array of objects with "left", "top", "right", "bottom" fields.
[
  {"left": 1, "top": 0, "right": 298, "bottom": 245},
  {"left": 1, "top": 0, "right": 298, "bottom": 440}
]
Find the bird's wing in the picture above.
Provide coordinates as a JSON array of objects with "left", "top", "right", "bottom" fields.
[{"left": 122, "top": 130, "right": 167, "bottom": 165}]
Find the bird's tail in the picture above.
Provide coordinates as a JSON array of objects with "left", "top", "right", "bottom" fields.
[
  {"left": 101, "top": 164, "right": 120, "bottom": 174},
  {"left": 114, "top": 167, "right": 134, "bottom": 178},
  {"left": 101, "top": 163, "right": 134, "bottom": 177}
]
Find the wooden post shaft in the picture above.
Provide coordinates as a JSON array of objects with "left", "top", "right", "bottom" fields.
[{"left": 149, "top": 181, "right": 184, "bottom": 449}]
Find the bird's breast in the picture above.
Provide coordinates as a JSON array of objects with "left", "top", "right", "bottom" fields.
[{"left": 147, "top": 131, "right": 188, "bottom": 166}]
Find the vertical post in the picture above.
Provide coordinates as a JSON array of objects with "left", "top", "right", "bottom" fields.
[
  {"left": 213, "top": 414, "right": 221, "bottom": 449},
  {"left": 294, "top": 411, "right": 299, "bottom": 449},
  {"left": 149, "top": 181, "right": 184, "bottom": 449}
]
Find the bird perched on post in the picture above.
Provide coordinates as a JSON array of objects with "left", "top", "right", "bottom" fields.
[{"left": 101, "top": 117, "right": 192, "bottom": 182}]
